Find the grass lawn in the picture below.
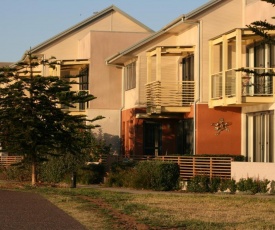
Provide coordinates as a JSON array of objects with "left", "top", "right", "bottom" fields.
[{"left": 1, "top": 182, "right": 275, "bottom": 229}]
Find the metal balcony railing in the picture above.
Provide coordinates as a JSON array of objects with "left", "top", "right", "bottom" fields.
[
  {"left": 146, "top": 80, "right": 195, "bottom": 113},
  {"left": 211, "top": 67, "right": 275, "bottom": 101},
  {"left": 241, "top": 67, "right": 274, "bottom": 96}
]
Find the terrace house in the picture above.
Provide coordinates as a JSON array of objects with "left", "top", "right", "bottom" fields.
[
  {"left": 16, "top": 6, "right": 153, "bottom": 154},
  {"left": 107, "top": 0, "right": 275, "bottom": 180}
]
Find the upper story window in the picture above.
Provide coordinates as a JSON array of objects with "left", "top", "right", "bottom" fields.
[
  {"left": 125, "top": 61, "right": 136, "bottom": 90},
  {"left": 79, "top": 65, "right": 89, "bottom": 91}
]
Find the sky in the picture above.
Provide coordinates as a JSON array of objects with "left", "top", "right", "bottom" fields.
[{"left": 0, "top": 0, "right": 209, "bottom": 62}]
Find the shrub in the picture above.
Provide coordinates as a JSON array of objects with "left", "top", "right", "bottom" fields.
[
  {"left": 236, "top": 178, "right": 270, "bottom": 194},
  {"left": 219, "top": 179, "right": 229, "bottom": 192},
  {"left": 208, "top": 177, "right": 221, "bottom": 193},
  {"left": 187, "top": 175, "right": 210, "bottom": 193},
  {"left": 131, "top": 161, "right": 155, "bottom": 189},
  {"left": 78, "top": 164, "right": 105, "bottom": 184},
  {"left": 106, "top": 160, "right": 180, "bottom": 191},
  {"left": 253, "top": 179, "right": 270, "bottom": 194},
  {"left": 270, "top": 180, "right": 275, "bottom": 194},
  {"left": 228, "top": 179, "right": 237, "bottom": 194},
  {"left": 105, "top": 160, "right": 136, "bottom": 187},
  {"left": 1, "top": 164, "right": 31, "bottom": 181},
  {"left": 150, "top": 161, "right": 180, "bottom": 191}
]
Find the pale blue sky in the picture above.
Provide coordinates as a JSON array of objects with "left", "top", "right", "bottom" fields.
[{"left": 0, "top": 0, "right": 209, "bottom": 62}]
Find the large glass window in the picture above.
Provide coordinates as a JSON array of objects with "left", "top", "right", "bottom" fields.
[
  {"left": 246, "top": 111, "right": 274, "bottom": 162},
  {"left": 182, "top": 55, "right": 194, "bottom": 81},
  {"left": 125, "top": 62, "right": 136, "bottom": 90}
]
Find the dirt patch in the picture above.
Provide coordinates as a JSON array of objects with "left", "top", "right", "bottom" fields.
[{"left": 80, "top": 196, "right": 150, "bottom": 230}]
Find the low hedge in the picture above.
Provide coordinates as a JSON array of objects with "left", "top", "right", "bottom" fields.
[
  {"left": 106, "top": 160, "right": 180, "bottom": 191},
  {"left": 187, "top": 175, "right": 271, "bottom": 194}
]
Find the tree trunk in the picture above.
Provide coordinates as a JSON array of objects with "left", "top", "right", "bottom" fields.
[{"left": 31, "top": 162, "right": 37, "bottom": 185}]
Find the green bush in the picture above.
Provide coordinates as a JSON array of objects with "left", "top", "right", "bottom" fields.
[
  {"left": 208, "top": 177, "right": 221, "bottom": 193},
  {"left": 106, "top": 160, "right": 137, "bottom": 187},
  {"left": 228, "top": 179, "right": 237, "bottom": 194},
  {"left": 106, "top": 160, "right": 180, "bottom": 191},
  {"left": 253, "top": 179, "right": 270, "bottom": 194},
  {"left": 236, "top": 178, "right": 270, "bottom": 194},
  {"left": 219, "top": 179, "right": 229, "bottom": 192},
  {"left": 132, "top": 161, "right": 155, "bottom": 189},
  {"left": 78, "top": 164, "right": 105, "bottom": 184},
  {"left": 150, "top": 161, "right": 180, "bottom": 191},
  {"left": 1, "top": 164, "right": 31, "bottom": 181},
  {"left": 270, "top": 180, "right": 275, "bottom": 194},
  {"left": 187, "top": 175, "right": 210, "bottom": 193}
]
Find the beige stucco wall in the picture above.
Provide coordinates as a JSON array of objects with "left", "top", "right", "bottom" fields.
[
  {"left": 232, "top": 162, "right": 275, "bottom": 181},
  {"left": 89, "top": 31, "right": 151, "bottom": 110},
  {"left": 88, "top": 109, "right": 121, "bottom": 154},
  {"left": 245, "top": 0, "right": 274, "bottom": 25},
  {"left": 195, "top": 0, "right": 243, "bottom": 103},
  {"left": 34, "top": 10, "right": 151, "bottom": 60}
]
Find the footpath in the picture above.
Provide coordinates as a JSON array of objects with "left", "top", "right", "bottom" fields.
[{"left": 0, "top": 189, "right": 87, "bottom": 230}]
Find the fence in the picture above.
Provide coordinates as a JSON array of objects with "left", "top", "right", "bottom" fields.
[
  {"left": 104, "top": 155, "right": 233, "bottom": 180},
  {"left": 0, "top": 156, "right": 23, "bottom": 167}
]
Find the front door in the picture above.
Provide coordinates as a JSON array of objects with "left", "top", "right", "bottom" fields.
[
  {"left": 143, "top": 122, "right": 162, "bottom": 156},
  {"left": 246, "top": 111, "right": 274, "bottom": 162},
  {"left": 177, "top": 119, "right": 194, "bottom": 155}
]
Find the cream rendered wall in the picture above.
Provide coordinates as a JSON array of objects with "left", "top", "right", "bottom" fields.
[
  {"left": 245, "top": 0, "right": 274, "bottom": 25},
  {"left": 34, "top": 11, "right": 151, "bottom": 63},
  {"left": 89, "top": 31, "right": 151, "bottom": 110},
  {"left": 232, "top": 162, "right": 275, "bottom": 181},
  {"left": 88, "top": 109, "right": 121, "bottom": 154},
  {"left": 195, "top": 0, "right": 243, "bottom": 102},
  {"left": 78, "top": 33, "right": 90, "bottom": 59}
]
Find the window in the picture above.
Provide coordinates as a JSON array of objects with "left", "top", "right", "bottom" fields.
[
  {"left": 246, "top": 111, "right": 274, "bottom": 162},
  {"left": 125, "top": 62, "right": 136, "bottom": 90},
  {"left": 182, "top": 55, "right": 194, "bottom": 81},
  {"left": 79, "top": 65, "right": 89, "bottom": 110}
]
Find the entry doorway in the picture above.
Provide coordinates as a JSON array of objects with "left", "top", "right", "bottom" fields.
[
  {"left": 177, "top": 119, "right": 194, "bottom": 155},
  {"left": 143, "top": 121, "right": 162, "bottom": 156}
]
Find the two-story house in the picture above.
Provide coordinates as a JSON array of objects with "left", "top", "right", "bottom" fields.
[
  {"left": 107, "top": 0, "right": 274, "bottom": 161},
  {"left": 16, "top": 5, "right": 154, "bottom": 154}
]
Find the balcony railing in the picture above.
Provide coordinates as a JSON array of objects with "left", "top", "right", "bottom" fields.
[
  {"left": 146, "top": 80, "right": 195, "bottom": 113},
  {"left": 210, "top": 67, "right": 275, "bottom": 105},
  {"left": 242, "top": 67, "right": 274, "bottom": 96}
]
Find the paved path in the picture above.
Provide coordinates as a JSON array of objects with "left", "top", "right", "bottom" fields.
[{"left": 0, "top": 190, "right": 87, "bottom": 230}]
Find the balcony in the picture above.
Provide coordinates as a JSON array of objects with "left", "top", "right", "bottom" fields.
[
  {"left": 210, "top": 68, "right": 275, "bottom": 107},
  {"left": 146, "top": 80, "right": 195, "bottom": 114}
]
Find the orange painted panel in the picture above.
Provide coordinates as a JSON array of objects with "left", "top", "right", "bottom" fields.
[{"left": 196, "top": 104, "right": 241, "bottom": 155}]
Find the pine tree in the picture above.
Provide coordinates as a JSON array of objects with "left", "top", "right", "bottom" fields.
[{"left": 0, "top": 51, "right": 103, "bottom": 185}]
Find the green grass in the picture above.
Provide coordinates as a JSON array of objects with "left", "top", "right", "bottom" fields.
[{"left": 2, "top": 183, "right": 275, "bottom": 229}]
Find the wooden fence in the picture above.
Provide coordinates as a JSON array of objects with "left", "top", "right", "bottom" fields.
[
  {"left": 0, "top": 156, "right": 23, "bottom": 167},
  {"left": 104, "top": 155, "right": 233, "bottom": 180}
]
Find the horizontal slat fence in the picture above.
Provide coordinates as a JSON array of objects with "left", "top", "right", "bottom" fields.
[
  {"left": 104, "top": 155, "right": 233, "bottom": 180},
  {"left": 0, "top": 156, "right": 23, "bottom": 167},
  {"left": 155, "top": 156, "right": 233, "bottom": 180}
]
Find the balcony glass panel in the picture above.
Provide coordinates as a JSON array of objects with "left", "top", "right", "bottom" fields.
[{"left": 211, "top": 72, "right": 222, "bottom": 99}]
